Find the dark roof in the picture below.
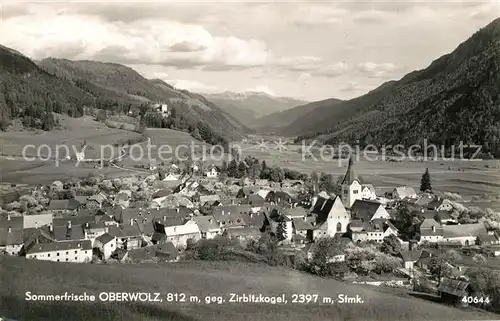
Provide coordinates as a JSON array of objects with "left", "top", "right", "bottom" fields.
[
  {"left": 0, "top": 215, "right": 24, "bottom": 229},
  {"left": 438, "top": 278, "right": 470, "bottom": 297},
  {"left": 310, "top": 196, "right": 334, "bottom": 220},
  {"left": 292, "top": 217, "right": 314, "bottom": 231},
  {"left": 246, "top": 212, "right": 266, "bottom": 228},
  {"left": 224, "top": 227, "right": 261, "bottom": 238},
  {"left": 443, "top": 223, "right": 488, "bottom": 238},
  {"left": 53, "top": 216, "right": 95, "bottom": 227},
  {"left": 47, "top": 199, "right": 79, "bottom": 211},
  {"left": 26, "top": 240, "right": 92, "bottom": 254},
  {"left": 247, "top": 194, "right": 266, "bottom": 206},
  {"left": 119, "top": 207, "right": 192, "bottom": 224},
  {"left": 53, "top": 225, "right": 86, "bottom": 241},
  {"left": 151, "top": 231, "right": 167, "bottom": 242},
  {"left": 156, "top": 242, "right": 178, "bottom": 257},
  {"left": 350, "top": 200, "right": 383, "bottom": 221},
  {"left": 265, "top": 191, "right": 294, "bottom": 204},
  {"left": 192, "top": 215, "right": 220, "bottom": 232},
  {"left": 477, "top": 234, "right": 498, "bottom": 243},
  {"left": 95, "top": 233, "right": 115, "bottom": 244},
  {"left": 0, "top": 228, "right": 23, "bottom": 246}
]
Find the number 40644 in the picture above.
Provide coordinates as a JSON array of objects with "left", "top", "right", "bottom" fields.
[{"left": 462, "top": 296, "right": 490, "bottom": 304}]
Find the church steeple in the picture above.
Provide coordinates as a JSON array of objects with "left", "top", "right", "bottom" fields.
[{"left": 342, "top": 156, "right": 359, "bottom": 185}]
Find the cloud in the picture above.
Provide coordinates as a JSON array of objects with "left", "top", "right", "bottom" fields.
[
  {"left": 169, "top": 79, "right": 221, "bottom": 93},
  {"left": 244, "top": 85, "right": 276, "bottom": 96},
  {"left": 0, "top": 10, "right": 275, "bottom": 70}
]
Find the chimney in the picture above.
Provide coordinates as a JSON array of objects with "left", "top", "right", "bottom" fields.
[
  {"left": 49, "top": 224, "right": 53, "bottom": 232},
  {"left": 157, "top": 206, "right": 160, "bottom": 210},
  {"left": 130, "top": 218, "right": 134, "bottom": 226},
  {"left": 85, "top": 222, "right": 89, "bottom": 228},
  {"left": 67, "top": 221, "right": 72, "bottom": 229},
  {"left": 232, "top": 199, "right": 235, "bottom": 205},
  {"left": 228, "top": 211, "right": 231, "bottom": 216},
  {"left": 35, "top": 222, "right": 38, "bottom": 229},
  {"left": 8, "top": 226, "right": 11, "bottom": 233},
  {"left": 278, "top": 197, "right": 281, "bottom": 203},
  {"left": 303, "top": 215, "right": 307, "bottom": 221},
  {"left": 250, "top": 213, "right": 253, "bottom": 218},
  {"left": 208, "top": 218, "right": 213, "bottom": 223},
  {"left": 7, "top": 214, "right": 11, "bottom": 221},
  {"left": 222, "top": 210, "right": 225, "bottom": 216},
  {"left": 176, "top": 208, "right": 179, "bottom": 213},
  {"left": 432, "top": 226, "right": 436, "bottom": 232},
  {"left": 163, "top": 215, "right": 167, "bottom": 221}
]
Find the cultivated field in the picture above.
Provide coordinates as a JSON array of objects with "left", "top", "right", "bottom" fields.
[
  {"left": 239, "top": 142, "right": 500, "bottom": 202},
  {"left": 0, "top": 257, "right": 497, "bottom": 321}
]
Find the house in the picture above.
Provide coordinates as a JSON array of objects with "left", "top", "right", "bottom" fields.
[
  {"left": 108, "top": 224, "right": 143, "bottom": 250},
  {"left": 0, "top": 215, "right": 24, "bottom": 255},
  {"left": 212, "top": 205, "right": 250, "bottom": 230},
  {"left": 477, "top": 234, "right": 500, "bottom": 246},
  {"left": 47, "top": 199, "right": 80, "bottom": 214},
  {"left": 199, "top": 194, "right": 221, "bottom": 206},
  {"left": 192, "top": 215, "right": 221, "bottom": 239},
  {"left": 156, "top": 242, "right": 179, "bottom": 261},
  {"left": 255, "top": 179, "right": 270, "bottom": 187},
  {"left": 224, "top": 227, "right": 261, "bottom": 244},
  {"left": 349, "top": 219, "right": 398, "bottom": 243},
  {"left": 283, "top": 206, "right": 307, "bottom": 219},
  {"left": 310, "top": 196, "right": 350, "bottom": 239},
  {"left": 292, "top": 216, "right": 314, "bottom": 242},
  {"left": 393, "top": 186, "right": 417, "bottom": 200},
  {"left": 94, "top": 233, "right": 116, "bottom": 260},
  {"left": 154, "top": 218, "right": 201, "bottom": 248},
  {"left": 205, "top": 166, "right": 220, "bottom": 178},
  {"left": 236, "top": 187, "right": 254, "bottom": 199},
  {"left": 86, "top": 193, "right": 107, "bottom": 209},
  {"left": 438, "top": 278, "right": 471, "bottom": 305},
  {"left": 340, "top": 156, "right": 363, "bottom": 208},
  {"left": 84, "top": 222, "right": 108, "bottom": 243},
  {"left": 400, "top": 250, "right": 422, "bottom": 270},
  {"left": 350, "top": 200, "right": 391, "bottom": 222},
  {"left": 25, "top": 240, "right": 92, "bottom": 263},
  {"left": 281, "top": 180, "right": 304, "bottom": 189},
  {"left": 361, "top": 184, "right": 377, "bottom": 200},
  {"left": 442, "top": 223, "right": 488, "bottom": 246},
  {"left": 419, "top": 218, "right": 444, "bottom": 243},
  {"left": 246, "top": 194, "right": 266, "bottom": 209},
  {"left": 265, "top": 191, "right": 294, "bottom": 205},
  {"left": 23, "top": 213, "right": 53, "bottom": 229},
  {"left": 163, "top": 173, "right": 180, "bottom": 181}
]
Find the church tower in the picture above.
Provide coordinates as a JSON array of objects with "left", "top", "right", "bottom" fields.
[{"left": 341, "top": 156, "right": 362, "bottom": 208}]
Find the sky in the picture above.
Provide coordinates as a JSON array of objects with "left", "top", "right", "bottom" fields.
[{"left": 1, "top": 1, "right": 499, "bottom": 101}]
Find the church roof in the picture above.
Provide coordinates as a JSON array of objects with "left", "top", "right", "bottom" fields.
[{"left": 341, "top": 156, "right": 360, "bottom": 185}]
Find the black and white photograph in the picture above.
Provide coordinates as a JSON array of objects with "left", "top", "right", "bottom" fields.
[{"left": 1, "top": 0, "right": 500, "bottom": 320}]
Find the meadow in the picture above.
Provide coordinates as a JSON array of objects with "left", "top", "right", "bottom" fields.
[{"left": 0, "top": 256, "right": 497, "bottom": 321}]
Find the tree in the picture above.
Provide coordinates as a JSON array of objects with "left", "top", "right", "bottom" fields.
[
  {"left": 250, "top": 160, "right": 262, "bottom": 178},
  {"left": 261, "top": 160, "right": 267, "bottom": 170},
  {"left": 236, "top": 161, "right": 247, "bottom": 178},
  {"left": 472, "top": 253, "right": 487, "bottom": 265},
  {"left": 420, "top": 168, "right": 432, "bottom": 192},
  {"left": 380, "top": 234, "right": 402, "bottom": 256},
  {"left": 227, "top": 159, "right": 238, "bottom": 178},
  {"left": 220, "top": 160, "right": 228, "bottom": 174},
  {"left": 276, "top": 221, "right": 287, "bottom": 241},
  {"left": 429, "top": 249, "right": 462, "bottom": 280}
]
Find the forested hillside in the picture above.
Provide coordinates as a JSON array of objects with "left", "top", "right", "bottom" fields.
[{"left": 287, "top": 18, "right": 500, "bottom": 157}]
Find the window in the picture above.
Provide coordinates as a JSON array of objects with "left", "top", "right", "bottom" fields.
[
  {"left": 66, "top": 251, "right": 68, "bottom": 255},
  {"left": 57, "top": 253, "right": 60, "bottom": 256},
  {"left": 75, "top": 257, "right": 78, "bottom": 261},
  {"left": 336, "top": 222, "right": 342, "bottom": 232},
  {"left": 57, "top": 259, "right": 60, "bottom": 262},
  {"left": 66, "top": 258, "right": 69, "bottom": 261},
  {"left": 353, "top": 190, "right": 359, "bottom": 194},
  {"left": 48, "top": 254, "right": 51, "bottom": 257},
  {"left": 74, "top": 251, "right": 77, "bottom": 254}
]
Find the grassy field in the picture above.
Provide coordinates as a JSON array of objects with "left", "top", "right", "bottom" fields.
[
  {"left": 0, "top": 257, "right": 497, "bottom": 321},
  {"left": 238, "top": 142, "right": 500, "bottom": 201}
]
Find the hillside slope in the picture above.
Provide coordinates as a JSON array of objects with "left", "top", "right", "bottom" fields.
[
  {"left": 250, "top": 97, "right": 344, "bottom": 133},
  {"left": 0, "top": 46, "right": 95, "bottom": 126},
  {"left": 284, "top": 18, "right": 500, "bottom": 157},
  {"left": 0, "top": 257, "right": 497, "bottom": 321},
  {"left": 38, "top": 58, "right": 247, "bottom": 142},
  {"left": 205, "top": 91, "right": 307, "bottom": 126}
]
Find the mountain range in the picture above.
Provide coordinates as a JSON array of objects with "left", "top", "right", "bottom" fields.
[
  {"left": 256, "top": 17, "right": 500, "bottom": 156},
  {"left": 0, "top": 47, "right": 247, "bottom": 145},
  {"left": 204, "top": 91, "right": 307, "bottom": 126}
]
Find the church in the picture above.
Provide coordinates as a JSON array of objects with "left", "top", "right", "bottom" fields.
[{"left": 341, "top": 156, "right": 363, "bottom": 208}]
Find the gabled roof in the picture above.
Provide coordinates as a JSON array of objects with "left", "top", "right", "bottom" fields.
[
  {"left": 224, "top": 227, "right": 261, "bottom": 238},
  {"left": 47, "top": 199, "right": 79, "bottom": 211},
  {"left": 420, "top": 218, "right": 442, "bottom": 229},
  {"left": 192, "top": 215, "right": 220, "bottom": 233},
  {"left": 0, "top": 228, "right": 23, "bottom": 246},
  {"left": 0, "top": 215, "right": 24, "bottom": 229},
  {"left": 95, "top": 233, "right": 115, "bottom": 244},
  {"left": 26, "top": 240, "right": 92, "bottom": 255},
  {"left": 394, "top": 186, "right": 417, "bottom": 198},
  {"left": 292, "top": 217, "right": 314, "bottom": 231},
  {"left": 350, "top": 200, "right": 383, "bottom": 221},
  {"left": 443, "top": 223, "right": 488, "bottom": 238}
]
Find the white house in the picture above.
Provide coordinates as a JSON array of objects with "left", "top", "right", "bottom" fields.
[
  {"left": 163, "top": 173, "right": 180, "bottom": 181},
  {"left": 310, "top": 196, "right": 350, "bottom": 239},
  {"left": 419, "top": 218, "right": 444, "bottom": 243},
  {"left": 163, "top": 219, "right": 201, "bottom": 248},
  {"left": 361, "top": 184, "right": 377, "bottom": 200},
  {"left": 393, "top": 186, "right": 417, "bottom": 200},
  {"left": 25, "top": 240, "right": 92, "bottom": 263},
  {"left": 205, "top": 166, "right": 220, "bottom": 178},
  {"left": 340, "top": 157, "right": 363, "bottom": 208},
  {"left": 192, "top": 215, "right": 221, "bottom": 239},
  {"left": 94, "top": 233, "right": 116, "bottom": 260},
  {"left": 349, "top": 219, "right": 398, "bottom": 243}
]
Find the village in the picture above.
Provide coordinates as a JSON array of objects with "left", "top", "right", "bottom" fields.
[{"left": 1, "top": 155, "right": 500, "bottom": 311}]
